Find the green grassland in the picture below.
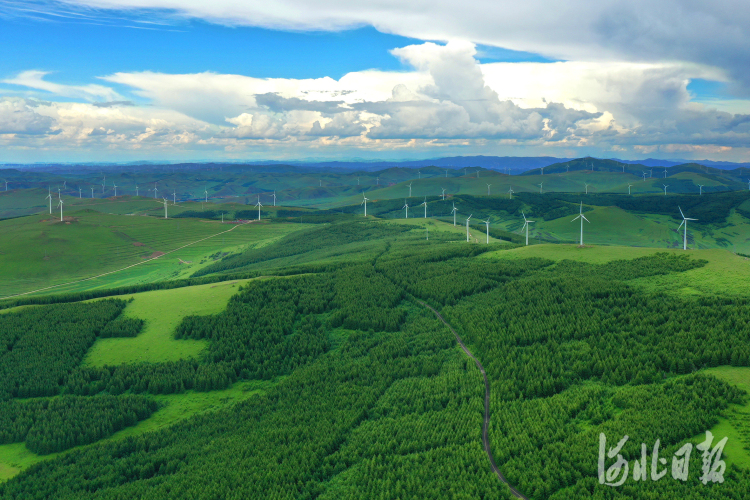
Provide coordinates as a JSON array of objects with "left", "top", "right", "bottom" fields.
[
  {"left": 84, "top": 279, "right": 250, "bottom": 366},
  {"left": 0, "top": 210, "right": 309, "bottom": 298},
  {"left": 701, "top": 367, "right": 750, "bottom": 469}
]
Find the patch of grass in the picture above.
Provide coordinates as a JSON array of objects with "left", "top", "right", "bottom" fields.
[
  {"left": 84, "top": 279, "right": 250, "bottom": 366},
  {"left": 700, "top": 367, "right": 750, "bottom": 469}
]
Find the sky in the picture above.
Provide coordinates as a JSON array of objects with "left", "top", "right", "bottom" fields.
[{"left": 1, "top": 0, "right": 749, "bottom": 163}]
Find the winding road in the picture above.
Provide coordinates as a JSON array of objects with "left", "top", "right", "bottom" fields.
[{"left": 417, "top": 300, "right": 528, "bottom": 500}]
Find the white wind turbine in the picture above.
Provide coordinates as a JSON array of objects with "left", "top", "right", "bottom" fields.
[
  {"left": 487, "top": 183, "right": 491, "bottom": 196},
  {"left": 508, "top": 186, "right": 514, "bottom": 199},
  {"left": 663, "top": 168, "right": 668, "bottom": 178},
  {"left": 571, "top": 202, "right": 590, "bottom": 246},
  {"left": 584, "top": 183, "right": 590, "bottom": 194},
  {"left": 113, "top": 182, "right": 118, "bottom": 196},
  {"left": 698, "top": 184, "right": 704, "bottom": 195},
  {"left": 255, "top": 195, "right": 263, "bottom": 220},
  {"left": 136, "top": 185, "right": 139, "bottom": 196},
  {"left": 540, "top": 166, "right": 545, "bottom": 175},
  {"left": 642, "top": 172, "right": 648, "bottom": 182},
  {"left": 483, "top": 218, "right": 490, "bottom": 244},
  {"left": 172, "top": 190, "right": 176, "bottom": 204},
  {"left": 357, "top": 177, "right": 360, "bottom": 185},
  {"left": 418, "top": 170, "right": 421, "bottom": 179},
  {"left": 621, "top": 163, "right": 626, "bottom": 173},
  {"left": 420, "top": 197, "right": 427, "bottom": 218},
  {"left": 45, "top": 189, "right": 52, "bottom": 214},
  {"left": 376, "top": 177, "right": 379, "bottom": 185},
  {"left": 57, "top": 198, "right": 64, "bottom": 221},
  {"left": 566, "top": 164, "right": 570, "bottom": 173},
  {"left": 627, "top": 184, "right": 633, "bottom": 195},
  {"left": 57, "top": 187, "right": 61, "bottom": 199},
  {"left": 465, "top": 214, "right": 472, "bottom": 242},
  {"left": 663, "top": 184, "right": 669, "bottom": 196},
  {"left": 361, "top": 192, "right": 369, "bottom": 217},
  {"left": 3, "top": 179, "right": 8, "bottom": 191},
  {"left": 538, "top": 182, "right": 543, "bottom": 194},
  {"left": 153, "top": 184, "right": 158, "bottom": 199},
  {"left": 204, "top": 187, "right": 208, "bottom": 203},
  {"left": 272, "top": 190, "right": 276, "bottom": 206},
  {"left": 476, "top": 169, "right": 480, "bottom": 178},
  {"left": 90, "top": 186, "right": 94, "bottom": 198},
  {"left": 441, "top": 188, "right": 446, "bottom": 200},
  {"left": 451, "top": 202, "right": 458, "bottom": 226},
  {"left": 521, "top": 212, "right": 534, "bottom": 246},
  {"left": 101, "top": 176, "right": 105, "bottom": 193},
  {"left": 677, "top": 206, "right": 697, "bottom": 250},
  {"left": 163, "top": 198, "right": 169, "bottom": 219},
  {"left": 445, "top": 169, "right": 449, "bottom": 178},
  {"left": 402, "top": 199, "right": 409, "bottom": 219},
  {"left": 408, "top": 182, "right": 412, "bottom": 197},
  {"left": 78, "top": 186, "right": 82, "bottom": 198},
  {"left": 649, "top": 168, "right": 653, "bottom": 178}
]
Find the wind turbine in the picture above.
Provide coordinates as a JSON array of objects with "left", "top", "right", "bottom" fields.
[
  {"left": 163, "top": 198, "right": 169, "bottom": 219},
  {"left": 402, "top": 199, "right": 409, "bottom": 219},
  {"left": 649, "top": 168, "right": 653, "bottom": 178},
  {"left": 173, "top": 190, "right": 177, "bottom": 204},
  {"left": 319, "top": 179, "right": 322, "bottom": 187},
  {"left": 204, "top": 187, "right": 208, "bottom": 203},
  {"left": 45, "top": 190, "right": 52, "bottom": 214},
  {"left": 357, "top": 177, "right": 360, "bottom": 185},
  {"left": 408, "top": 182, "right": 412, "bottom": 197},
  {"left": 483, "top": 218, "right": 490, "bottom": 243},
  {"left": 255, "top": 195, "right": 263, "bottom": 220},
  {"left": 420, "top": 197, "right": 427, "bottom": 218},
  {"left": 678, "top": 206, "right": 697, "bottom": 250},
  {"left": 621, "top": 163, "right": 626, "bottom": 173},
  {"left": 272, "top": 190, "right": 276, "bottom": 206},
  {"left": 90, "top": 186, "right": 94, "bottom": 198},
  {"left": 465, "top": 214, "right": 472, "bottom": 242},
  {"left": 521, "top": 212, "right": 534, "bottom": 246},
  {"left": 571, "top": 202, "right": 590, "bottom": 246},
  {"left": 663, "top": 168, "right": 668, "bottom": 178},
  {"left": 584, "top": 183, "right": 590, "bottom": 194},
  {"left": 566, "top": 164, "right": 570, "bottom": 173},
  {"left": 57, "top": 187, "right": 61, "bottom": 199},
  {"left": 698, "top": 184, "right": 704, "bottom": 195},
  {"left": 451, "top": 202, "right": 458, "bottom": 226},
  {"left": 102, "top": 176, "right": 105, "bottom": 194},
  {"left": 627, "top": 184, "right": 633, "bottom": 195},
  {"left": 441, "top": 188, "right": 446, "bottom": 200},
  {"left": 476, "top": 170, "right": 480, "bottom": 178},
  {"left": 56, "top": 198, "right": 64, "bottom": 221},
  {"left": 113, "top": 182, "right": 118, "bottom": 197},
  {"left": 418, "top": 170, "right": 421, "bottom": 179},
  {"left": 538, "top": 182, "right": 543, "bottom": 194},
  {"left": 508, "top": 186, "right": 514, "bottom": 199},
  {"left": 136, "top": 185, "right": 139, "bottom": 197},
  {"left": 63, "top": 180, "right": 67, "bottom": 189},
  {"left": 445, "top": 169, "right": 449, "bottom": 178},
  {"left": 153, "top": 184, "right": 158, "bottom": 199},
  {"left": 361, "top": 192, "right": 369, "bottom": 217},
  {"left": 78, "top": 186, "right": 82, "bottom": 198},
  {"left": 376, "top": 177, "right": 379, "bottom": 186},
  {"left": 3, "top": 179, "right": 7, "bottom": 191},
  {"left": 642, "top": 172, "right": 648, "bottom": 182},
  {"left": 487, "top": 183, "right": 491, "bottom": 196},
  {"left": 663, "top": 184, "right": 669, "bottom": 196}
]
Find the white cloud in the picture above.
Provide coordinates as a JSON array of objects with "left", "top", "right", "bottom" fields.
[
  {"left": 3, "top": 71, "right": 122, "bottom": 102},
  {"left": 0, "top": 98, "right": 56, "bottom": 135},
  {"left": 57, "top": 0, "right": 750, "bottom": 92}
]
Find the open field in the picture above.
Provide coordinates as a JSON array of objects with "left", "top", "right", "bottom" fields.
[
  {"left": 0, "top": 211, "right": 309, "bottom": 298},
  {"left": 84, "top": 279, "right": 251, "bottom": 366},
  {"left": 701, "top": 367, "right": 750, "bottom": 469}
]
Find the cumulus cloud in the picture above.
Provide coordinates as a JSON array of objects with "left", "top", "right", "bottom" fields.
[{"left": 0, "top": 98, "right": 56, "bottom": 134}]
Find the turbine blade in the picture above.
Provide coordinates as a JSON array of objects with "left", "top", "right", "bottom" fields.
[{"left": 678, "top": 220, "right": 685, "bottom": 230}]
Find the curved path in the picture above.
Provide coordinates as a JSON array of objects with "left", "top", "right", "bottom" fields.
[{"left": 417, "top": 300, "right": 528, "bottom": 500}]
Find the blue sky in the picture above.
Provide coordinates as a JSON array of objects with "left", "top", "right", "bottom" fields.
[{"left": 1, "top": 0, "right": 749, "bottom": 163}]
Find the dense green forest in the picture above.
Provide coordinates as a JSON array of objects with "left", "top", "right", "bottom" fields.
[{"left": 1, "top": 227, "right": 749, "bottom": 499}]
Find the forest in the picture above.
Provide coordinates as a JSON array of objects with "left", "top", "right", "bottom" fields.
[{"left": 0, "top": 229, "right": 748, "bottom": 499}]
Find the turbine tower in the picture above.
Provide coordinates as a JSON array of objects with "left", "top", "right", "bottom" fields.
[
  {"left": 272, "top": 190, "right": 276, "bottom": 206},
  {"left": 78, "top": 186, "right": 82, "bottom": 198},
  {"left": 255, "top": 195, "right": 263, "bottom": 220},
  {"left": 538, "top": 182, "right": 543, "bottom": 194},
  {"left": 642, "top": 172, "right": 648, "bottom": 182},
  {"left": 420, "top": 197, "right": 427, "bottom": 218},
  {"left": 57, "top": 198, "right": 64, "bottom": 221},
  {"left": 153, "top": 184, "right": 158, "bottom": 199},
  {"left": 45, "top": 190, "right": 52, "bottom": 214},
  {"left": 163, "top": 198, "right": 169, "bottom": 219},
  {"left": 102, "top": 176, "right": 105, "bottom": 193},
  {"left": 571, "top": 202, "right": 590, "bottom": 246},
  {"left": 584, "top": 183, "right": 590, "bottom": 194},
  {"left": 204, "top": 187, "right": 208, "bottom": 203},
  {"left": 627, "top": 184, "right": 633, "bottom": 195},
  {"left": 173, "top": 190, "right": 176, "bottom": 204},
  {"left": 445, "top": 169, "right": 449, "bottom": 178},
  {"left": 521, "top": 212, "right": 534, "bottom": 246},
  {"left": 408, "top": 182, "right": 412, "bottom": 197},
  {"left": 677, "top": 206, "right": 697, "bottom": 251},
  {"left": 483, "top": 218, "right": 490, "bottom": 244},
  {"left": 361, "top": 192, "right": 369, "bottom": 217},
  {"left": 113, "top": 183, "right": 118, "bottom": 197},
  {"left": 90, "top": 186, "right": 94, "bottom": 198},
  {"left": 136, "top": 185, "right": 139, "bottom": 197},
  {"left": 508, "top": 186, "right": 514, "bottom": 199},
  {"left": 465, "top": 214, "right": 472, "bottom": 242},
  {"left": 451, "top": 202, "right": 458, "bottom": 226},
  {"left": 540, "top": 166, "right": 545, "bottom": 175},
  {"left": 663, "top": 184, "right": 669, "bottom": 196},
  {"left": 402, "top": 199, "right": 409, "bottom": 219},
  {"left": 441, "top": 188, "right": 446, "bottom": 200},
  {"left": 698, "top": 184, "right": 704, "bottom": 195},
  {"left": 663, "top": 168, "right": 668, "bottom": 178},
  {"left": 487, "top": 183, "right": 491, "bottom": 196}
]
